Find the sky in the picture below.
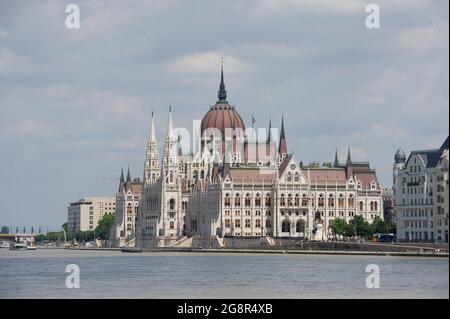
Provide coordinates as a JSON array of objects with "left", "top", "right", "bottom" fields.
[{"left": 0, "top": 0, "right": 448, "bottom": 230}]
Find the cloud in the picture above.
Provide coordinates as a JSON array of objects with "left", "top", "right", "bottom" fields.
[
  {"left": 9, "top": 118, "right": 58, "bottom": 138},
  {"left": 168, "top": 52, "right": 248, "bottom": 75}
]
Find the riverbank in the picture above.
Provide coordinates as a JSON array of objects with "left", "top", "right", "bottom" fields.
[{"left": 55, "top": 246, "right": 449, "bottom": 257}]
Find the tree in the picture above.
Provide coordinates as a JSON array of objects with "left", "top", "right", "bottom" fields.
[
  {"left": 95, "top": 214, "right": 115, "bottom": 240},
  {"left": 1, "top": 226, "right": 9, "bottom": 234},
  {"left": 350, "top": 215, "right": 371, "bottom": 238},
  {"left": 329, "top": 218, "right": 347, "bottom": 238},
  {"left": 370, "top": 216, "right": 390, "bottom": 235}
]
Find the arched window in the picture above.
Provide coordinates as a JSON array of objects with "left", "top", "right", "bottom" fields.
[
  {"left": 265, "top": 220, "right": 271, "bottom": 228},
  {"left": 200, "top": 170, "right": 205, "bottom": 179},
  {"left": 245, "top": 194, "right": 251, "bottom": 207},
  {"left": 224, "top": 193, "right": 231, "bottom": 207},
  {"left": 338, "top": 194, "right": 344, "bottom": 208},
  {"left": 287, "top": 194, "right": 293, "bottom": 207},
  {"left": 294, "top": 173, "right": 300, "bottom": 182},
  {"left": 296, "top": 220, "right": 305, "bottom": 234},
  {"left": 318, "top": 194, "right": 325, "bottom": 207},
  {"left": 235, "top": 193, "right": 241, "bottom": 206},
  {"left": 255, "top": 194, "right": 261, "bottom": 206},
  {"left": 359, "top": 201, "right": 364, "bottom": 211},
  {"left": 169, "top": 199, "right": 175, "bottom": 210},
  {"left": 302, "top": 193, "right": 308, "bottom": 206},
  {"left": 245, "top": 219, "right": 251, "bottom": 228},
  {"left": 374, "top": 201, "right": 378, "bottom": 211},
  {"left": 294, "top": 194, "right": 300, "bottom": 206},
  {"left": 328, "top": 194, "right": 335, "bottom": 207},
  {"left": 280, "top": 194, "right": 286, "bottom": 206},
  {"left": 235, "top": 219, "right": 241, "bottom": 228},
  {"left": 282, "top": 220, "right": 290, "bottom": 233},
  {"left": 348, "top": 194, "right": 354, "bottom": 208},
  {"left": 265, "top": 194, "right": 271, "bottom": 206},
  {"left": 169, "top": 221, "right": 174, "bottom": 229},
  {"left": 193, "top": 170, "right": 198, "bottom": 180},
  {"left": 287, "top": 173, "right": 292, "bottom": 182}
]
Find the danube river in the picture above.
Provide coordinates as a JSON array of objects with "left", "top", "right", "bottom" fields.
[{"left": 0, "top": 249, "right": 448, "bottom": 298}]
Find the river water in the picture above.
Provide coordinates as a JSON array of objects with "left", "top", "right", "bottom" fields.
[{"left": 0, "top": 249, "right": 448, "bottom": 299}]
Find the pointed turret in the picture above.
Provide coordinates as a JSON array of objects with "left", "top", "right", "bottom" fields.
[
  {"left": 149, "top": 111, "right": 156, "bottom": 143},
  {"left": 217, "top": 60, "right": 227, "bottom": 102},
  {"left": 346, "top": 147, "right": 352, "bottom": 165},
  {"left": 120, "top": 167, "right": 124, "bottom": 182},
  {"left": 163, "top": 107, "right": 179, "bottom": 185},
  {"left": 126, "top": 166, "right": 131, "bottom": 182},
  {"left": 143, "top": 111, "right": 161, "bottom": 186},
  {"left": 278, "top": 115, "right": 287, "bottom": 156},
  {"left": 334, "top": 149, "right": 339, "bottom": 167},
  {"left": 267, "top": 117, "right": 272, "bottom": 144}
]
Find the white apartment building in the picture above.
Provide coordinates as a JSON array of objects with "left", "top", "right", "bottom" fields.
[
  {"left": 68, "top": 197, "right": 116, "bottom": 233},
  {"left": 393, "top": 137, "right": 449, "bottom": 243}
]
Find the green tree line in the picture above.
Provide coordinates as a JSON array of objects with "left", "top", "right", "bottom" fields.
[
  {"left": 35, "top": 214, "right": 115, "bottom": 243},
  {"left": 329, "top": 216, "right": 396, "bottom": 239}
]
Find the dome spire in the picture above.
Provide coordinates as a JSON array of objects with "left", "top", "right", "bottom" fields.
[{"left": 218, "top": 58, "right": 227, "bottom": 102}]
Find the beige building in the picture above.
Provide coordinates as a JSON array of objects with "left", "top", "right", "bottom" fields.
[{"left": 68, "top": 197, "right": 116, "bottom": 233}]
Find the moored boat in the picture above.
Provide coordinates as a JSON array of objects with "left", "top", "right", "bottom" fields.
[{"left": 9, "top": 242, "right": 27, "bottom": 251}]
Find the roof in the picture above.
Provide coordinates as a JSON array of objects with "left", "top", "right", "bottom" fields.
[
  {"left": 409, "top": 149, "right": 444, "bottom": 168},
  {"left": 308, "top": 168, "right": 347, "bottom": 184}
]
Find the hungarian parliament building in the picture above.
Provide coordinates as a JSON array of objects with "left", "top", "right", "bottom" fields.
[{"left": 112, "top": 68, "right": 383, "bottom": 248}]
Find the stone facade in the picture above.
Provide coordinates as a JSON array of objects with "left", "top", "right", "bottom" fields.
[
  {"left": 393, "top": 137, "right": 449, "bottom": 243},
  {"left": 136, "top": 69, "right": 383, "bottom": 248}
]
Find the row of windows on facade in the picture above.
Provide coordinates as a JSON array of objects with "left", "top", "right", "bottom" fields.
[
  {"left": 223, "top": 193, "right": 378, "bottom": 211},
  {"left": 145, "top": 198, "right": 188, "bottom": 211},
  {"left": 401, "top": 209, "right": 434, "bottom": 217},
  {"left": 404, "top": 231, "right": 434, "bottom": 241},
  {"left": 401, "top": 186, "right": 433, "bottom": 195},
  {"left": 399, "top": 198, "right": 434, "bottom": 205},
  {"left": 401, "top": 174, "right": 433, "bottom": 184},
  {"left": 404, "top": 220, "right": 432, "bottom": 228}
]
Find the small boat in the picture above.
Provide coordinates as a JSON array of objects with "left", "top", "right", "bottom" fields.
[
  {"left": 9, "top": 242, "right": 27, "bottom": 251},
  {"left": 0, "top": 242, "right": 10, "bottom": 249},
  {"left": 121, "top": 247, "right": 143, "bottom": 253},
  {"left": 27, "top": 245, "right": 37, "bottom": 250}
]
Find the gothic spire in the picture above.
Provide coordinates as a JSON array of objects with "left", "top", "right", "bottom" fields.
[
  {"left": 267, "top": 117, "right": 272, "bottom": 143},
  {"left": 120, "top": 167, "right": 124, "bottom": 182},
  {"left": 126, "top": 166, "right": 131, "bottom": 182},
  {"left": 334, "top": 148, "right": 339, "bottom": 167},
  {"left": 278, "top": 115, "right": 287, "bottom": 155},
  {"left": 165, "top": 106, "right": 174, "bottom": 141},
  {"left": 218, "top": 59, "right": 227, "bottom": 102},
  {"left": 346, "top": 147, "right": 352, "bottom": 165},
  {"left": 149, "top": 110, "right": 156, "bottom": 143}
]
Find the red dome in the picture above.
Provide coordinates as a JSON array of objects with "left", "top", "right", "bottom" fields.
[{"left": 200, "top": 103, "right": 246, "bottom": 135}]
